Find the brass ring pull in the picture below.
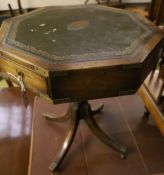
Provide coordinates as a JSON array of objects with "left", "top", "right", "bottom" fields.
[{"left": 0, "top": 72, "right": 28, "bottom": 108}]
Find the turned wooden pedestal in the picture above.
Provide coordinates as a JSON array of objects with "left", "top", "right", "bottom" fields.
[{"left": 42, "top": 101, "right": 127, "bottom": 172}]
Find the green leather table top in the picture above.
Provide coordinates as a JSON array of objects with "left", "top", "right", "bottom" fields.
[{"left": 4, "top": 5, "right": 156, "bottom": 63}]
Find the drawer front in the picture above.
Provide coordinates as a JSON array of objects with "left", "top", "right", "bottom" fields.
[
  {"left": 49, "top": 66, "right": 142, "bottom": 102},
  {"left": 0, "top": 56, "right": 47, "bottom": 96}
]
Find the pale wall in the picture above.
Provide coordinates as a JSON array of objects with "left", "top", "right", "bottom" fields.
[{"left": 0, "top": 0, "right": 151, "bottom": 10}]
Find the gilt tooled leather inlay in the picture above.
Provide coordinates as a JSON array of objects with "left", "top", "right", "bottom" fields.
[{"left": 5, "top": 6, "right": 155, "bottom": 63}]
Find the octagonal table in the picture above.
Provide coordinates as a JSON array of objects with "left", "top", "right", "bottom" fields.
[{"left": 0, "top": 5, "right": 163, "bottom": 173}]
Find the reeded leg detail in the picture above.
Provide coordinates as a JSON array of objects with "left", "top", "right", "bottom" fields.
[
  {"left": 49, "top": 103, "right": 79, "bottom": 172},
  {"left": 42, "top": 104, "right": 71, "bottom": 122},
  {"left": 84, "top": 103, "right": 127, "bottom": 157}
]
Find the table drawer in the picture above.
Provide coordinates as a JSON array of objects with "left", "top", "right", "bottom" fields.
[{"left": 0, "top": 56, "right": 47, "bottom": 96}]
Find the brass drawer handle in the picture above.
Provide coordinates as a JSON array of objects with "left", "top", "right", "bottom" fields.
[{"left": 0, "top": 72, "right": 28, "bottom": 108}]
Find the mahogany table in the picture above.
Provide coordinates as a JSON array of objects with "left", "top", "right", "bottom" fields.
[{"left": 0, "top": 5, "right": 163, "bottom": 173}]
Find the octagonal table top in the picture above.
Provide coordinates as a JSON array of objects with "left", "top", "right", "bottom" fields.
[{"left": 0, "top": 5, "right": 163, "bottom": 72}]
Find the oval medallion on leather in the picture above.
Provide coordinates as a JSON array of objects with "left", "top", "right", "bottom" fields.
[{"left": 67, "top": 20, "right": 89, "bottom": 31}]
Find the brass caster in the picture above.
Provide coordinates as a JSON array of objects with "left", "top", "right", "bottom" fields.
[
  {"left": 49, "top": 162, "right": 58, "bottom": 172},
  {"left": 120, "top": 153, "right": 126, "bottom": 159}
]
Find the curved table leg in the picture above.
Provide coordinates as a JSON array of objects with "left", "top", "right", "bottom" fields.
[
  {"left": 48, "top": 103, "right": 79, "bottom": 172},
  {"left": 43, "top": 101, "right": 127, "bottom": 172},
  {"left": 91, "top": 103, "right": 104, "bottom": 115},
  {"left": 84, "top": 103, "right": 127, "bottom": 158},
  {"left": 42, "top": 104, "right": 71, "bottom": 122}
]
